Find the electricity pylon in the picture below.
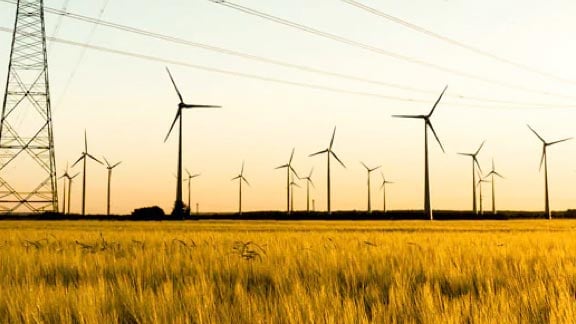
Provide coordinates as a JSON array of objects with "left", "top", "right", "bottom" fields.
[{"left": 0, "top": 0, "right": 58, "bottom": 212}]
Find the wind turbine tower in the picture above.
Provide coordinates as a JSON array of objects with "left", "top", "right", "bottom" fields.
[
  {"left": 232, "top": 161, "right": 249, "bottom": 215},
  {"left": 276, "top": 148, "right": 297, "bottom": 214},
  {"left": 103, "top": 157, "right": 121, "bottom": 216},
  {"left": 71, "top": 131, "right": 102, "bottom": 216},
  {"left": 380, "top": 173, "right": 394, "bottom": 213},
  {"left": 300, "top": 168, "right": 314, "bottom": 213},
  {"left": 393, "top": 86, "right": 447, "bottom": 220},
  {"left": 0, "top": 0, "right": 58, "bottom": 212}
]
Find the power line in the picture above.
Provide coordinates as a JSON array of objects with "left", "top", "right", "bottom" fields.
[
  {"left": 0, "top": 27, "right": 573, "bottom": 110},
  {"left": 209, "top": 0, "right": 576, "bottom": 100},
  {"left": 341, "top": 0, "right": 576, "bottom": 85},
  {"left": 0, "top": 0, "right": 572, "bottom": 108}
]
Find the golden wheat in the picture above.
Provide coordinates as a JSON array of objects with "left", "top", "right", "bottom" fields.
[{"left": 0, "top": 220, "right": 574, "bottom": 323}]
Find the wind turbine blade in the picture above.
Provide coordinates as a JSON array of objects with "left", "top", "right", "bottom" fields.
[
  {"left": 370, "top": 166, "right": 381, "bottom": 172},
  {"left": 112, "top": 161, "right": 122, "bottom": 169},
  {"left": 457, "top": 152, "right": 473, "bottom": 157},
  {"left": 71, "top": 155, "right": 84, "bottom": 168},
  {"left": 360, "top": 161, "right": 368, "bottom": 170},
  {"left": 241, "top": 161, "right": 245, "bottom": 174},
  {"left": 290, "top": 166, "right": 299, "bottom": 178},
  {"left": 427, "top": 85, "right": 448, "bottom": 117},
  {"left": 289, "top": 147, "right": 295, "bottom": 164},
  {"left": 309, "top": 149, "right": 328, "bottom": 157},
  {"left": 164, "top": 109, "right": 181, "bottom": 142},
  {"left": 103, "top": 157, "right": 111, "bottom": 168},
  {"left": 231, "top": 175, "right": 241, "bottom": 181},
  {"left": 427, "top": 121, "right": 445, "bottom": 153},
  {"left": 548, "top": 137, "right": 573, "bottom": 146},
  {"left": 309, "top": 179, "right": 315, "bottom": 188},
  {"left": 84, "top": 130, "right": 88, "bottom": 153},
  {"left": 493, "top": 171, "right": 505, "bottom": 179},
  {"left": 329, "top": 126, "right": 337, "bottom": 149},
  {"left": 308, "top": 168, "right": 314, "bottom": 178},
  {"left": 527, "top": 124, "right": 545, "bottom": 143},
  {"left": 242, "top": 177, "right": 250, "bottom": 186},
  {"left": 331, "top": 151, "right": 346, "bottom": 168},
  {"left": 185, "top": 168, "right": 191, "bottom": 178},
  {"left": 87, "top": 154, "right": 103, "bottom": 165},
  {"left": 475, "top": 140, "right": 486, "bottom": 156},
  {"left": 275, "top": 164, "right": 289, "bottom": 169},
  {"left": 191, "top": 173, "right": 201, "bottom": 179},
  {"left": 71, "top": 173, "right": 80, "bottom": 179},
  {"left": 182, "top": 104, "right": 222, "bottom": 108},
  {"left": 392, "top": 114, "right": 424, "bottom": 119},
  {"left": 166, "top": 67, "right": 184, "bottom": 103}
]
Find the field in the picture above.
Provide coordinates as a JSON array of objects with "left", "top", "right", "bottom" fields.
[{"left": 0, "top": 220, "right": 575, "bottom": 323}]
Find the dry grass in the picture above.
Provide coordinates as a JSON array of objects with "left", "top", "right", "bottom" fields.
[{"left": 0, "top": 220, "right": 575, "bottom": 323}]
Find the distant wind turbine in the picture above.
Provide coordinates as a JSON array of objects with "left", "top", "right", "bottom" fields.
[
  {"left": 71, "top": 131, "right": 102, "bottom": 216},
  {"left": 289, "top": 173, "right": 300, "bottom": 213},
  {"left": 58, "top": 163, "right": 70, "bottom": 214},
  {"left": 300, "top": 168, "right": 315, "bottom": 213},
  {"left": 380, "top": 173, "right": 394, "bottom": 213},
  {"left": 103, "top": 157, "right": 122, "bottom": 216},
  {"left": 232, "top": 161, "right": 249, "bottom": 215},
  {"left": 393, "top": 85, "right": 447, "bottom": 220},
  {"left": 66, "top": 172, "right": 79, "bottom": 215},
  {"left": 164, "top": 67, "right": 221, "bottom": 218},
  {"left": 361, "top": 162, "right": 381, "bottom": 213},
  {"left": 485, "top": 158, "right": 504, "bottom": 214},
  {"left": 184, "top": 169, "right": 200, "bottom": 215},
  {"left": 309, "top": 127, "right": 346, "bottom": 214},
  {"left": 527, "top": 125, "right": 572, "bottom": 219},
  {"left": 276, "top": 148, "right": 298, "bottom": 214},
  {"left": 458, "top": 140, "right": 485, "bottom": 214},
  {"left": 476, "top": 174, "right": 489, "bottom": 215}
]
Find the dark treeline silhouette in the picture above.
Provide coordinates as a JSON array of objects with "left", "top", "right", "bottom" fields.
[{"left": 3, "top": 209, "right": 576, "bottom": 221}]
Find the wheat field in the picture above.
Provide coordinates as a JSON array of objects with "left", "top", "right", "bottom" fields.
[{"left": 0, "top": 220, "right": 575, "bottom": 323}]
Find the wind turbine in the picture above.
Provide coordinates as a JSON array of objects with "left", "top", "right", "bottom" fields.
[
  {"left": 300, "top": 168, "right": 315, "bottom": 213},
  {"left": 361, "top": 162, "right": 381, "bottom": 213},
  {"left": 103, "top": 157, "right": 122, "bottom": 216},
  {"left": 527, "top": 125, "right": 572, "bottom": 219},
  {"left": 66, "top": 172, "right": 79, "bottom": 215},
  {"left": 476, "top": 174, "right": 489, "bottom": 215},
  {"left": 184, "top": 169, "right": 200, "bottom": 215},
  {"left": 275, "top": 148, "right": 298, "bottom": 214},
  {"left": 289, "top": 173, "right": 300, "bottom": 213},
  {"left": 458, "top": 140, "right": 485, "bottom": 214},
  {"left": 485, "top": 158, "right": 504, "bottom": 215},
  {"left": 309, "top": 127, "right": 346, "bottom": 214},
  {"left": 380, "top": 173, "right": 394, "bottom": 213},
  {"left": 231, "top": 161, "right": 249, "bottom": 215},
  {"left": 58, "top": 163, "right": 70, "bottom": 214},
  {"left": 71, "top": 131, "right": 102, "bottom": 216},
  {"left": 164, "top": 67, "right": 221, "bottom": 218},
  {"left": 393, "top": 85, "right": 447, "bottom": 220}
]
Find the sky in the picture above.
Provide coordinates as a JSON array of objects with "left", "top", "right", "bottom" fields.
[{"left": 1, "top": 0, "right": 576, "bottom": 214}]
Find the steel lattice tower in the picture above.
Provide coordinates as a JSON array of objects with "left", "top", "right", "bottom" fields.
[{"left": 0, "top": 0, "right": 58, "bottom": 213}]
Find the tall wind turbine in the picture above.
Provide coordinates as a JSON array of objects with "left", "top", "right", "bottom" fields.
[
  {"left": 485, "top": 159, "right": 504, "bottom": 215},
  {"left": 458, "top": 140, "right": 485, "bottom": 214},
  {"left": 164, "top": 67, "right": 221, "bottom": 218},
  {"left": 232, "top": 161, "right": 249, "bottom": 215},
  {"left": 71, "top": 131, "right": 102, "bottom": 216},
  {"left": 527, "top": 125, "right": 572, "bottom": 219},
  {"left": 393, "top": 85, "right": 447, "bottom": 220},
  {"left": 309, "top": 127, "right": 346, "bottom": 214},
  {"left": 300, "top": 168, "right": 315, "bottom": 213},
  {"left": 276, "top": 148, "right": 298, "bottom": 214},
  {"left": 361, "top": 162, "right": 381, "bottom": 213},
  {"left": 184, "top": 169, "right": 200, "bottom": 214},
  {"left": 103, "top": 157, "right": 122, "bottom": 216},
  {"left": 380, "top": 173, "right": 394, "bottom": 213}
]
